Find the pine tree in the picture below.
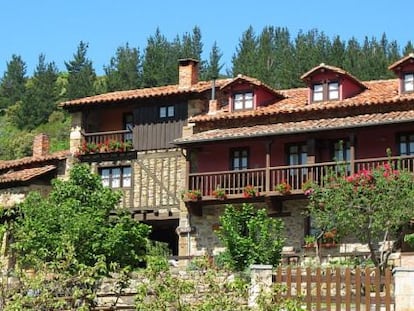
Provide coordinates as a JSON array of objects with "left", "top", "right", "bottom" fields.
[
  {"left": 231, "top": 26, "right": 259, "bottom": 77},
  {"left": 14, "top": 54, "right": 59, "bottom": 130},
  {"left": 104, "top": 43, "right": 142, "bottom": 91},
  {"left": 142, "top": 28, "right": 179, "bottom": 87},
  {"left": 403, "top": 41, "right": 414, "bottom": 56},
  {"left": 203, "top": 41, "right": 223, "bottom": 80},
  {"left": 0, "top": 54, "right": 27, "bottom": 109},
  {"left": 64, "top": 41, "right": 96, "bottom": 100}
]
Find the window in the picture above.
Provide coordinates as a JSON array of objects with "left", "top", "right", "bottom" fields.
[
  {"left": 287, "top": 143, "right": 308, "bottom": 177},
  {"left": 333, "top": 140, "right": 350, "bottom": 162},
  {"left": 160, "top": 105, "right": 175, "bottom": 118},
  {"left": 403, "top": 73, "right": 414, "bottom": 92},
  {"left": 123, "top": 113, "right": 133, "bottom": 142},
  {"left": 399, "top": 134, "right": 414, "bottom": 155},
  {"left": 100, "top": 166, "right": 132, "bottom": 188},
  {"left": 312, "top": 81, "right": 339, "bottom": 102},
  {"left": 230, "top": 148, "right": 249, "bottom": 170},
  {"left": 333, "top": 139, "right": 351, "bottom": 173},
  {"left": 233, "top": 92, "right": 253, "bottom": 110}
]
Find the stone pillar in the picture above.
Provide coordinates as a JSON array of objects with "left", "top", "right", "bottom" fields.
[
  {"left": 393, "top": 267, "right": 414, "bottom": 311},
  {"left": 69, "top": 111, "right": 83, "bottom": 155},
  {"left": 249, "top": 264, "right": 273, "bottom": 308}
]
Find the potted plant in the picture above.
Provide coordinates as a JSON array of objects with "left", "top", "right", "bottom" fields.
[
  {"left": 275, "top": 181, "right": 291, "bottom": 195},
  {"left": 181, "top": 189, "right": 202, "bottom": 202},
  {"left": 302, "top": 180, "right": 315, "bottom": 196},
  {"left": 212, "top": 187, "right": 227, "bottom": 200},
  {"left": 303, "top": 235, "right": 317, "bottom": 248},
  {"left": 321, "top": 229, "right": 339, "bottom": 248},
  {"left": 243, "top": 185, "right": 257, "bottom": 198}
]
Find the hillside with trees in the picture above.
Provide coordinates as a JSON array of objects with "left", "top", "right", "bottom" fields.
[{"left": 0, "top": 25, "right": 412, "bottom": 160}]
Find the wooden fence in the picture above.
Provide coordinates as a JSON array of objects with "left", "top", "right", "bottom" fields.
[{"left": 273, "top": 266, "right": 394, "bottom": 311}]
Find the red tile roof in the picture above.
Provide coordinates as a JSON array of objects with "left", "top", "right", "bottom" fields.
[
  {"left": 0, "top": 165, "right": 56, "bottom": 184},
  {"left": 389, "top": 53, "right": 414, "bottom": 70},
  {"left": 175, "top": 110, "right": 414, "bottom": 144},
  {"left": 60, "top": 79, "right": 233, "bottom": 108},
  {"left": 189, "top": 79, "right": 413, "bottom": 122},
  {"left": 0, "top": 150, "right": 69, "bottom": 170}
]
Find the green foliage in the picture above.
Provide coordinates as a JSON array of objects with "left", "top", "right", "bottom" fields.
[
  {"left": 307, "top": 162, "right": 414, "bottom": 269},
  {"left": 12, "top": 164, "right": 151, "bottom": 270},
  {"left": 217, "top": 203, "right": 285, "bottom": 271},
  {"left": 0, "top": 54, "right": 27, "bottom": 109},
  {"left": 1, "top": 247, "right": 108, "bottom": 310},
  {"left": 65, "top": 41, "right": 97, "bottom": 100},
  {"left": 11, "top": 54, "right": 60, "bottom": 130},
  {"left": 104, "top": 43, "right": 142, "bottom": 91}
]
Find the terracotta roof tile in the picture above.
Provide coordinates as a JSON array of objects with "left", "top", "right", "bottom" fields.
[
  {"left": 190, "top": 79, "right": 412, "bottom": 122},
  {"left": 60, "top": 79, "right": 233, "bottom": 108},
  {"left": 388, "top": 53, "right": 414, "bottom": 70},
  {"left": 0, "top": 165, "right": 56, "bottom": 184},
  {"left": 175, "top": 110, "right": 414, "bottom": 144},
  {"left": 0, "top": 150, "right": 69, "bottom": 170}
]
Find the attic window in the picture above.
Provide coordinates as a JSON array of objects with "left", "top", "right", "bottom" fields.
[
  {"left": 312, "top": 82, "right": 339, "bottom": 102},
  {"left": 403, "top": 73, "right": 414, "bottom": 92},
  {"left": 233, "top": 92, "right": 253, "bottom": 110}
]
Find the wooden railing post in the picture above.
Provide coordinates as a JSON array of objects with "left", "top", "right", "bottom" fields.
[{"left": 265, "top": 141, "right": 271, "bottom": 192}]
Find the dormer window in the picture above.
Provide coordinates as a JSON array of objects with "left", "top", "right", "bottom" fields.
[
  {"left": 233, "top": 92, "right": 253, "bottom": 110},
  {"left": 403, "top": 73, "right": 414, "bottom": 92},
  {"left": 312, "top": 81, "right": 339, "bottom": 102}
]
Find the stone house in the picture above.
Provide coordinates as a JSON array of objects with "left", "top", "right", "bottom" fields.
[
  {"left": 0, "top": 133, "right": 69, "bottom": 269},
  {"left": 61, "top": 55, "right": 414, "bottom": 260},
  {"left": 174, "top": 54, "right": 414, "bottom": 260}
]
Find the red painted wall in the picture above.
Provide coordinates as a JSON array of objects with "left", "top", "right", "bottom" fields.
[{"left": 193, "top": 123, "right": 414, "bottom": 173}]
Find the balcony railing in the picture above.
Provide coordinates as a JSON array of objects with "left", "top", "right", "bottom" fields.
[
  {"left": 79, "top": 130, "right": 133, "bottom": 154},
  {"left": 188, "top": 155, "right": 414, "bottom": 198}
]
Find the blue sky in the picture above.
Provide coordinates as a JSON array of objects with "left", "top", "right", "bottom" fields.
[{"left": 0, "top": 0, "right": 412, "bottom": 76}]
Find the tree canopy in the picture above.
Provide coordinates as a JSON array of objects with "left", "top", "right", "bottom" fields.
[
  {"left": 306, "top": 160, "right": 414, "bottom": 269},
  {"left": 11, "top": 164, "right": 151, "bottom": 270}
]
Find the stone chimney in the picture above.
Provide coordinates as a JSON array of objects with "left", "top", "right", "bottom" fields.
[
  {"left": 32, "top": 133, "right": 50, "bottom": 157},
  {"left": 178, "top": 59, "right": 199, "bottom": 89}
]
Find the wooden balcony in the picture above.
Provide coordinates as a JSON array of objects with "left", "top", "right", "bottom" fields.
[
  {"left": 77, "top": 130, "right": 136, "bottom": 162},
  {"left": 187, "top": 155, "right": 414, "bottom": 201}
]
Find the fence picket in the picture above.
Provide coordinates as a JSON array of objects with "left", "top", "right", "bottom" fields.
[{"left": 273, "top": 266, "right": 394, "bottom": 311}]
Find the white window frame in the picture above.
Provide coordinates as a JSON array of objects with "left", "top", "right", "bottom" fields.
[
  {"left": 160, "top": 105, "right": 175, "bottom": 118},
  {"left": 403, "top": 73, "right": 414, "bottom": 92},
  {"left": 100, "top": 166, "right": 132, "bottom": 188},
  {"left": 233, "top": 92, "right": 253, "bottom": 110}
]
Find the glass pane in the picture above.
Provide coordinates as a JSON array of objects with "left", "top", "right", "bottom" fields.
[
  {"left": 314, "top": 84, "right": 323, "bottom": 92},
  {"left": 241, "top": 157, "right": 248, "bottom": 169},
  {"left": 313, "top": 92, "right": 323, "bottom": 101},
  {"left": 329, "top": 90, "right": 339, "bottom": 99},
  {"left": 101, "top": 169, "right": 110, "bottom": 187},
  {"left": 233, "top": 158, "right": 240, "bottom": 170},
  {"left": 167, "top": 106, "right": 175, "bottom": 117},
  {"left": 234, "top": 100, "right": 243, "bottom": 110},
  {"left": 112, "top": 168, "right": 121, "bottom": 188},
  {"left": 122, "top": 167, "right": 132, "bottom": 187},
  {"left": 400, "top": 142, "right": 407, "bottom": 155},
  {"left": 160, "top": 107, "right": 166, "bottom": 118}
]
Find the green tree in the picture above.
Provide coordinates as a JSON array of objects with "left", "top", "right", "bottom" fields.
[
  {"left": 403, "top": 40, "right": 414, "bottom": 56},
  {"left": 231, "top": 26, "right": 259, "bottom": 78},
  {"left": 104, "top": 43, "right": 142, "bottom": 91},
  {"left": 12, "top": 164, "right": 151, "bottom": 270},
  {"left": 217, "top": 203, "right": 285, "bottom": 271},
  {"left": 202, "top": 41, "right": 223, "bottom": 80},
  {"left": 0, "top": 54, "right": 27, "bottom": 109},
  {"left": 307, "top": 161, "right": 414, "bottom": 270},
  {"left": 142, "top": 28, "right": 179, "bottom": 87},
  {"left": 13, "top": 54, "right": 59, "bottom": 130},
  {"left": 65, "top": 41, "right": 97, "bottom": 99}
]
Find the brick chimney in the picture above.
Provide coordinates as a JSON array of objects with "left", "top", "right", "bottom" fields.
[
  {"left": 178, "top": 59, "right": 199, "bottom": 89},
  {"left": 32, "top": 133, "right": 50, "bottom": 157}
]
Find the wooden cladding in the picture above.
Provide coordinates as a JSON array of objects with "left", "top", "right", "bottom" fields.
[{"left": 133, "top": 102, "right": 187, "bottom": 151}]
